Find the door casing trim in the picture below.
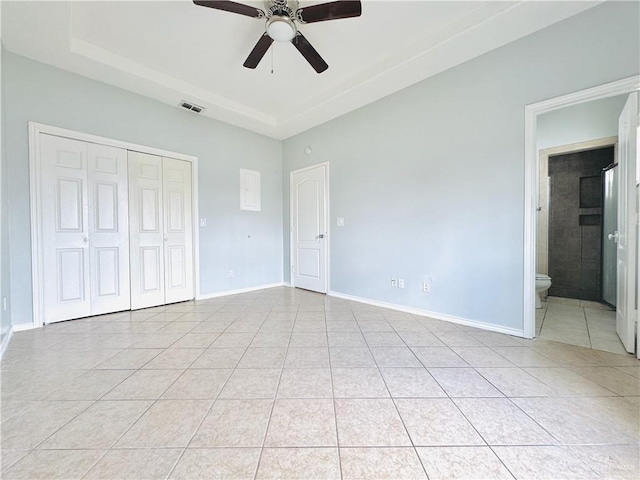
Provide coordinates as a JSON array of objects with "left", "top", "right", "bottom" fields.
[{"left": 523, "top": 75, "right": 640, "bottom": 339}]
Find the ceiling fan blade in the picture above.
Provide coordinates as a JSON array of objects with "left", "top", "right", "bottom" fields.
[
  {"left": 292, "top": 32, "right": 328, "bottom": 73},
  {"left": 297, "top": 1, "right": 361, "bottom": 23},
  {"left": 243, "top": 34, "right": 274, "bottom": 69},
  {"left": 193, "top": 1, "right": 264, "bottom": 18}
]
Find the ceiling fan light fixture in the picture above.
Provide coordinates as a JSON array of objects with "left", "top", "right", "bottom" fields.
[{"left": 266, "top": 16, "right": 296, "bottom": 42}]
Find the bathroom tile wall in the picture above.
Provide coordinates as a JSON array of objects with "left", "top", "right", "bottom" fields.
[{"left": 548, "top": 147, "right": 614, "bottom": 301}]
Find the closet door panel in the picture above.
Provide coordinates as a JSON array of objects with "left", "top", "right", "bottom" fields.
[
  {"left": 40, "top": 134, "right": 92, "bottom": 323},
  {"left": 88, "top": 143, "right": 131, "bottom": 315},
  {"left": 129, "top": 151, "right": 166, "bottom": 309},
  {"left": 163, "top": 157, "right": 194, "bottom": 304}
]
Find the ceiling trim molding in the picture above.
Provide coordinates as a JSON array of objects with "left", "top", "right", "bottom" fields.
[{"left": 70, "top": 36, "right": 277, "bottom": 126}]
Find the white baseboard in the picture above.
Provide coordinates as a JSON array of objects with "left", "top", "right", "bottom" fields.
[
  {"left": 283, "top": 283, "right": 292, "bottom": 288},
  {"left": 0, "top": 328, "right": 13, "bottom": 359},
  {"left": 197, "top": 282, "right": 285, "bottom": 300},
  {"left": 12, "top": 323, "right": 37, "bottom": 332},
  {"left": 328, "top": 291, "right": 524, "bottom": 338}
]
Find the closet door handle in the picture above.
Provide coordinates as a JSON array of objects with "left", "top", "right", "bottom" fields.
[
  {"left": 164, "top": 237, "right": 169, "bottom": 242},
  {"left": 82, "top": 237, "right": 88, "bottom": 243}
]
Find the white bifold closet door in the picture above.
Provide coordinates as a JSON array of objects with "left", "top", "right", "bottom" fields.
[
  {"left": 40, "top": 134, "right": 130, "bottom": 323},
  {"left": 128, "top": 151, "right": 193, "bottom": 309}
]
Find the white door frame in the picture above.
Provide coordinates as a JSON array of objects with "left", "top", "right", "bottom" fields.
[
  {"left": 289, "top": 162, "right": 330, "bottom": 294},
  {"left": 28, "top": 121, "right": 200, "bottom": 328},
  {"left": 523, "top": 76, "right": 640, "bottom": 339}
]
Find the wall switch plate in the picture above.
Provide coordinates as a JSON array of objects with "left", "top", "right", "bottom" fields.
[
  {"left": 337, "top": 217, "right": 345, "bottom": 227},
  {"left": 391, "top": 277, "right": 398, "bottom": 288},
  {"left": 2, "top": 298, "right": 6, "bottom": 311},
  {"left": 398, "top": 278, "right": 405, "bottom": 289},
  {"left": 200, "top": 218, "right": 206, "bottom": 227},
  {"left": 228, "top": 270, "right": 234, "bottom": 277},
  {"left": 423, "top": 282, "right": 431, "bottom": 293}
]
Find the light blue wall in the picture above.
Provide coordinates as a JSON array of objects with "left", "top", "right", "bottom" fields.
[
  {"left": 1, "top": 30, "right": 11, "bottom": 342},
  {"left": 537, "top": 95, "right": 628, "bottom": 151},
  {"left": 282, "top": 1, "right": 640, "bottom": 332},
  {"left": 3, "top": 52, "right": 283, "bottom": 327}
]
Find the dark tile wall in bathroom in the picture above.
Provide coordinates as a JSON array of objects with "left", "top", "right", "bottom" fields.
[{"left": 548, "top": 146, "right": 614, "bottom": 301}]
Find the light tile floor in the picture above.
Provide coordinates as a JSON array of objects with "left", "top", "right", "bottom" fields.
[
  {"left": 1, "top": 287, "right": 638, "bottom": 479},
  {"left": 537, "top": 296, "right": 628, "bottom": 354}
]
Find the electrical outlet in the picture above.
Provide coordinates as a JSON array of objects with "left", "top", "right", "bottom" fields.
[
  {"left": 423, "top": 282, "right": 431, "bottom": 293},
  {"left": 391, "top": 277, "right": 398, "bottom": 288},
  {"left": 228, "top": 270, "right": 234, "bottom": 278},
  {"left": 398, "top": 278, "right": 405, "bottom": 289},
  {"left": 200, "top": 218, "right": 206, "bottom": 227}
]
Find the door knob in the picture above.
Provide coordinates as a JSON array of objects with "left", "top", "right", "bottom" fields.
[
  {"left": 82, "top": 237, "right": 88, "bottom": 243},
  {"left": 164, "top": 237, "right": 169, "bottom": 242},
  {"left": 608, "top": 231, "right": 619, "bottom": 243},
  {"left": 318, "top": 234, "right": 325, "bottom": 239}
]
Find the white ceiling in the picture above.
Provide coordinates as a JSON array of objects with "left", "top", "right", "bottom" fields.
[{"left": 2, "top": 1, "right": 601, "bottom": 139}]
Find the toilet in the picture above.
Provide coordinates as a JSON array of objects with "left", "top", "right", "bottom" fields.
[{"left": 535, "top": 274, "right": 552, "bottom": 308}]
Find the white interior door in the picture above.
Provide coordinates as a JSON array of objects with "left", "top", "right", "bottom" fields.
[
  {"left": 128, "top": 151, "right": 165, "bottom": 309},
  {"left": 291, "top": 164, "right": 328, "bottom": 293},
  {"left": 616, "top": 92, "right": 638, "bottom": 353},
  {"left": 40, "top": 134, "right": 91, "bottom": 323},
  {"left": 88, "top": 143, "right": 131, "bottom": 315},
  {"left": 162, "top": 157, "right": 194, "bottom": 304}
]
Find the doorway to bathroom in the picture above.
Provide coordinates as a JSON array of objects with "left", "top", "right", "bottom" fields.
[
  {"left": 536, "top": 139, "right": 622, "bottom": 352},
  {"left": 524, "top": 77, "right": 639, "bottom": 357}
]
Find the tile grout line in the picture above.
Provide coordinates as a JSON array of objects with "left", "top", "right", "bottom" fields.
[
  {"left": 325, "top": 304, "right": 344, "bottom": 480},
  {"left": 357, "top": 308, "right": 430, "bottom": 479},
  {"left": 252, "top": 302, "right": 299, "bottom": 480}
]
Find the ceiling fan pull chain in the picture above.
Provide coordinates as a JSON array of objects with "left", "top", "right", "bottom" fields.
[{"left": 271, "top": 44, "right": 274, "bottom": 74}]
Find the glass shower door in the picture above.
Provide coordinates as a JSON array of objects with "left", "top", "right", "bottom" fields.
[{"left": 601, "top": 163, "right": 618, "bottom": 306}]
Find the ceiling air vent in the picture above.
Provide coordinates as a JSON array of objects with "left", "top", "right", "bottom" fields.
[{"left": 179, "top": 101, "right": 205, "bottom": 114}]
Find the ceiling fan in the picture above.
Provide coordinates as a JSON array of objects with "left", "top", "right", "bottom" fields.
[{"left": 193, "top": 0, "right": 362, "bottom": 73}]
